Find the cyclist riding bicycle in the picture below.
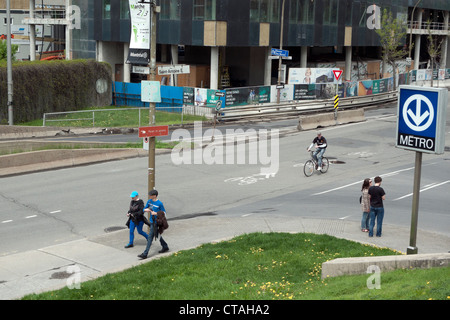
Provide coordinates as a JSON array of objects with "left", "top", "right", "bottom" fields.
[{"left": 307, "top": 131, "right": 327, "bottom": 171}]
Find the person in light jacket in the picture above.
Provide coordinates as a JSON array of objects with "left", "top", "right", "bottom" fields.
[{"left": 360, "top": 178, "right": 372, "bottom": 232}]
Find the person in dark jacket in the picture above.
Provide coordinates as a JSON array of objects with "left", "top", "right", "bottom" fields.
[{"left": 125, "top": 191, "right": 148, "bottom": 248}]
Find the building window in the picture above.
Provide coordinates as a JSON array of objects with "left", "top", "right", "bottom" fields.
[
  {"left": 299, "top": 0, "right": 314, "bottom": 24},
  {"left": 193, "top": 0, "right": 216, "bottom": 20},
  {"left": 289, "top": 0, "right": 314, "bottom": 24},
  {"left": 358, "top": 2, "right": 367, "bottom": 27},
  {"left": 160, "top": 0, "right": 181, "bottom": 20},
  {"left": 103, "top": 0, "right": 111, "bottom": 19},
  {"left": 323, "top": 0, "right": 338, "bottom": 25},
  {"left": 250, "top": 0, "right": 279, "bottom": 23},
  {"left": 345, "top": 0, "right": 352, "bottom": 26},
  {"left": 120, "top": 0, "right": 129, "bottom": 19},
  {"left": 3, "top": 18, "right": 13, "bottom": 25}
]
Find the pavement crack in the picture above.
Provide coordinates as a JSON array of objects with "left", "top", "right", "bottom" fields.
[{"left": 0, "top": 192, "right": 80, "bottom": 237}]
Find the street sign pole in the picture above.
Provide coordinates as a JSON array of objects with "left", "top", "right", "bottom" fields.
[
  {"left": 7, "top": 0, "right": 13, "bottom": 125},
  {"left": 407, "top": 151, "right": 422, "bottom": 254},
  {"left": 276, "top": 0, "right": 286, "bottom": 104},
  {"left": 396, "top": 85, "right": 447, "bottom": 254},
  {"left": 147, "top": 1, "right": 157, "bottom": 196}
]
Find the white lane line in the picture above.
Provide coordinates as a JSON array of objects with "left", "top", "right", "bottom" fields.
[
  {"left": 50, "top": 210, "right": 62, "bottom": 214},
  {"left": 25, "top": 215, "right": 37, "bottom": 219},
  {"left": 312, "top": 180, "right": 361, "bottom": 195},
  {"left": 392, "top": 180, "right": 450, "bottom": 201},
  {"left": 2, "top": 220, "right": 13, "bottom": 224},
  {"left": 312, "top": 166, "right": 416, "bottom": 196}
]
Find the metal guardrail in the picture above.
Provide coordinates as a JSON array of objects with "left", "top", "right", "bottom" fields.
[
  {"left": 408, "top": 21, "right": 450, "bottom": 31},
  {"left": 217, "top": 91, "right": 398, "bottom": 122},
  {"left": 42, "top": 106, "right": 186, "bottom": 127}
]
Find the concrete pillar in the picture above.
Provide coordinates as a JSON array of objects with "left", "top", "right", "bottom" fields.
[
  {"left": 123, "top": 42, "right": 131, "bottom": 83},
  {"left": 300, "top": 46, "right": 307, "bottom": 68},
  {"left": 65, "top": 0, "right": 71, "bottom": 60},
  {"left": 29, "top": 0, "right": 36, "bottom": 61},
  {"left": 264, "top": 47, "right": 271, "bottom": 85},
  {"left": 171, "top": 44, "right": 178, "bottom": 86},
  {"left": 210, "top": 46, "right": 219, "bottom": 89},
  {"left": 160, "top": 44, "right": 167, "bottom": 62},
  {"left": 414, "top": 10, "right": 423, "bottom": 70},
  {"left": 345, "top": 46, "right": 352, "bottom": 81},
  {"left": 440, "top": 11, "right": 449, "bottom": 69}
]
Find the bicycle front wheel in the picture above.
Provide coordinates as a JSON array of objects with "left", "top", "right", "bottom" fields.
[
  {"left": 320, "top": 157, "right": 329, "bottom": 173},
  {"left": 303, "top": 160, "right": 314, "bottom": 177}
]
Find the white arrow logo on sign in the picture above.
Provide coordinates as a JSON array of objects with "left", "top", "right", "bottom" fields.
[{"left": 402, "top": 94, "right": 434, "bottom": 132}]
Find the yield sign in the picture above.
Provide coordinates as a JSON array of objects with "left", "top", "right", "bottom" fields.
[{"left": 333, "top": 70, "right": 343, "bottom": 81}]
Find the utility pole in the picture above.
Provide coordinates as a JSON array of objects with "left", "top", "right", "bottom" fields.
[
  {"left": 276, "top": 0, "right": 286, "bottom": 104},
  {"left": 7, "top": 0, "right": 13, "bottom": 125}
]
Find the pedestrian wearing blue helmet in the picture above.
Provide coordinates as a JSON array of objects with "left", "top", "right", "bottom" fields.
[{"left": 125, "top": 191, "right": 148, "bottom": 248}]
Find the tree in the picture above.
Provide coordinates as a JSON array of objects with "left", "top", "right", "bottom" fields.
[
  {"left": 375, "top": 9, "right": 408, "bottom": 90},
  {"left": 0, "top": 40, "right": 18, "bottom": 61},
  {"left": 425, "top": 20, "right": 444, "bottom": 87}
]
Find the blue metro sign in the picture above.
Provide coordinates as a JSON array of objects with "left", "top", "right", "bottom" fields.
[{"left": 396, "top": 86, "right": 447, "bottom": 154}]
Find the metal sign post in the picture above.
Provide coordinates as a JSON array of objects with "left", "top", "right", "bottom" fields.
[
  {"left": 7, "top": 0, "right": 13, "bottom": 125},
  {"left": 396, "top": 85, "right": 447, "bottom": 254}
]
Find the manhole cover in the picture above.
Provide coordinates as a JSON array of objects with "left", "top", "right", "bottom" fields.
[
  {"left": 104, "top": 226, "right": 127, "bottom": 233},
  {"left": 330, "top": 160, "right": 345, "bottom": 164},
  {"left": 50, "top": 271, "right": 72, "bottom": 280}
]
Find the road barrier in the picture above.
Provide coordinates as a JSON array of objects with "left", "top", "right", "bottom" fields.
[
  {"left": 217, "top": 91, "right": 398, "bottom": 122},
  {"left": 298, "top": 108, "right": 365, "bottom": 131}
]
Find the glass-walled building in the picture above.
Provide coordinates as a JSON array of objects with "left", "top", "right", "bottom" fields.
[{"left": 70, "top": 0, "right": 450, "bottom": 88}]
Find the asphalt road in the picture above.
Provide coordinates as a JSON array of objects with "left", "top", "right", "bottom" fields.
[{"left": 1, "top": 104, "right": 449, "bottom": 257}]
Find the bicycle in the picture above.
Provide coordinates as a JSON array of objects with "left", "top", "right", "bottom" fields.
[{"left": 303, "top": 150, "right": 329, "bottom": 177}]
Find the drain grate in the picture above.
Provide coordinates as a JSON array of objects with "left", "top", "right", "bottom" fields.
[{"left": 169, "top": 212, "right": 217, "bottom": 221}]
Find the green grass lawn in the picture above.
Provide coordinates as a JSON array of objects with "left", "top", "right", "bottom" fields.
[{"left": 21, "top": 232, "right": 449, "bottom": 300}]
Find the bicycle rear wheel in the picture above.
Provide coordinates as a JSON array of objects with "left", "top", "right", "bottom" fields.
[
  {"left": 303, "top": 160, "right": 314, "bottom": 177},
  {"left": 320, "top": 157, "right": 329, "bottom": 173}
]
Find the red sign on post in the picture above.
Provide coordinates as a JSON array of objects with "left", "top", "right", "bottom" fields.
[
  {"left": 139, "top": 125, "right": 169, "bottom": 138},
  {"left": 333, "top": 70, "right": 343, "bottom": 81}
]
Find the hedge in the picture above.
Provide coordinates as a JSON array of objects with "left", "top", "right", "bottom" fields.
[{"left": 0, "top": 59, "right": 112, "bottom": 124}]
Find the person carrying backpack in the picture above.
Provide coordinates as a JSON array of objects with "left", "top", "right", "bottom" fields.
[{"left": 138, "top": 190, "right": 169, "bottom": 259}]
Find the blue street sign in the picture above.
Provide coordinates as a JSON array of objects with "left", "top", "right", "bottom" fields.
[
  {"left": 396, "top": 86, "right": 447, "bottom": 154},
  {"left": 271, "top": 48, "right": 289, "bottom": 57}
]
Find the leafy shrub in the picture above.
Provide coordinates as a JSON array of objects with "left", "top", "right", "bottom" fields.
[{"left": 0, "top": 59, "right": 112, "bottom": 124}]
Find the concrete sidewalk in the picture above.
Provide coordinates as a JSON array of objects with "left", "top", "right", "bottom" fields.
[{"left": 1, "top": 214, "right": 449, "bottom": 300}]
